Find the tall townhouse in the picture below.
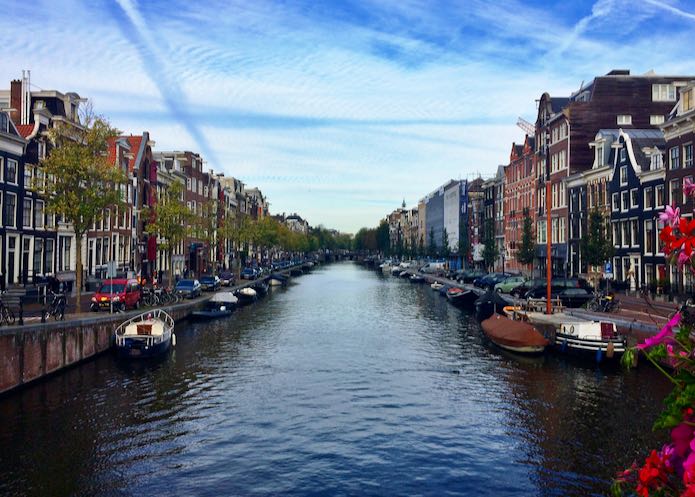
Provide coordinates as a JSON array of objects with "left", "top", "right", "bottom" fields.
[
  {"left": 504, "top": 136, "right": 536, "bottom": 273},
  {"left": 467, "top": 178, "right": 484, "bottom": 268},
  {"left": 535, "top": 69, "right": 694, "bottom": 277},
  {"left": 86, "top": 136, "right": 134, "bottom": 279},
  {"left": 607, "top": 129, "right": 666, "bottom": 289},
  {"left": 152, "top": 153, "right": 187, "bottom": 282},
  {"left": 0, "top": 111, "right": 27, "bottom": 288},
  {"left": 660, "top": 81, "right": 695, "bottom": 292},
  {"left": 417, "top": 198, "right": 426, "bottom": 251},
  {"left": 566, "top": 129, "right": 615, "bottom": 276},
  {"left": 0, "top": 74, "right": 85, "bottom": 290}
]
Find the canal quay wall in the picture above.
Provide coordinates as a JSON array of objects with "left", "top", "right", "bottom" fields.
[{"left": 0, "top": 265, "right": 309, "bottom": 397}]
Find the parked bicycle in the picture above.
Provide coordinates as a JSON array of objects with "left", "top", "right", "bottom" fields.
[
  {"left": 587, "top": 290, "right": 621, "bottom": 313},
  {"left": 0, "top": 290, "right": 16, "bottom": 325},
  {"left": 43, "top": 290, "right": 66, "bottom": 321}
]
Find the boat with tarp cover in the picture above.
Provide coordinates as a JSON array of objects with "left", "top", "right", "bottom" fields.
[{"left": 480, "top": 314, "right": 548, "bottom": 354}]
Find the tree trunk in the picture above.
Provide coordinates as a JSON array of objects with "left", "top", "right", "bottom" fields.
[
  {"left": 75, "top": 234, "right": 83, "bottom": 314},
  {"left": 168, "top": 247, "right": 174, "bottom": 290}
]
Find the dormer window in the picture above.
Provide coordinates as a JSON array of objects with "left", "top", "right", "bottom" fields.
[
  {"left": 595, "top": 144, "right": 604, "bottom": 167},
  {"left": 653, "top": 84, "right": 676, "bottom": 102},
  {"left": 650, "top": 151, "right": 664, "bottom": 170},
  {"left": 683, "top": 89, "right": 693, "bottom": 113},
  {"left": 617, "top": 115, "right": 632, "bottom": 125}
]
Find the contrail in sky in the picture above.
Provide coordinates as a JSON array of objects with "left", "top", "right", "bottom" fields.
[{"left": 113, "top": 0, "right": 220, "bottom": 168}]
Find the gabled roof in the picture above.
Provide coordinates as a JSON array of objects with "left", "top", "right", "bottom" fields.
[
  {"left": 15, "top": 124, "right": 34, "bottom": 139},
  {"left": 550, "top": 97, "right": 570, "bottom": 113}
]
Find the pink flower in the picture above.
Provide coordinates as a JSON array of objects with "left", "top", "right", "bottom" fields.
[
  {"left": 672, "top": 423, "right": 694, "bottom": 458},
  {"left": 660, "top": 205, "right": 681, "bottom": 227},
  {"left": 637, "top": 312, "right": 682, "bottom": 350},
  {"left": 679, "top": 250, "right": 694, "bottom": 268},
  {"left": 685, "top": 177, "right": 695, "bottom": 197}
]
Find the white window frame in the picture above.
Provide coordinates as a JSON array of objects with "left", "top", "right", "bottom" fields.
[
  {"left": 617, "top": 115, "right": 632, "bottom": 125},
  {"left": 650, "top": 115, "right": 665, "bottom": 125},
  {"left": 644, "top": 220, "right": 654, "bottom": 255},
  {"left": 621, "top": 190, "right": 629, "bottom": 212},
  {"left": 6, "top": 159, "right": 18, "bottom": 185},
  {"left": 630, "top": 188, "right": 639, "bottom": 209},
  {"left": 670, "top": 179, "right": 680, "bottom": 205},
  {"left": 0, "top": 156, "right": 4, "bottom": 182},
  {"left": 652, "top": 83, "right": 676, "bottom": 102},
  {"left": 670, "top": 146, "right": 681, "bottom": 170},
  {"left": 656, "top": 184, "right": 665, "bottom": 208},
  {"left": 22, "top": 197, "right": 32, "bottom": 228},
  {"left": 620, "top": 166, "right": 628, "bottom": 186},
  {"left": 684, "top": 143, "right": 693, "bottom": 168},
  {"left": 644, "top": 187, "right": 653, "bottom": 210},
  {"left": 612, "top": 192, "right": 619, "bottom": 212},
  {"left": 35, "top": 199, "right": 44, "bottom": 229},
  {"left": 5, "top": 191, "right": 16, "bottom": 228},
  {"left": 631, "top": 219, "right": 639, "bottom": 247}
]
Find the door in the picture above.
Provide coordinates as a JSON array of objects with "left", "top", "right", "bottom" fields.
[
  {"left": 22, "top": 238, "right": 30, "bottom": 284},
  {"left": 7, "top": 236, "right": 18, "bottom": 284}
]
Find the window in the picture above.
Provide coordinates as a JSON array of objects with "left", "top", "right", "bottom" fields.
[
  {"left": 670, "top": 179, "right": 680, "bottom": 205},
  {"left": 6, "top": 159, "right": 17, "bottom": 184},
  {"left": 612, "top": 223, "right": 619, "bottom": 246},
  {"left": 644, "top": 187, "right": 653, "bottom": 209},
  {"left": 44, "top": 239, "right": 54, "bottom": 274},
  {"left": 103, "top": 237, "right": 110, "bottom": 265},
  {"left": 4, "top": 192, "right": 16, "bottom": 227},
  {"left": 670, "top": 146, "right": 681, "bottom": 169},
  {"left": 58, "top": 236, "right": 71, "bottom": 272},
  {"left": 684, "top": 89, "right": 693, "bottom": 113},
  {"left": 685, "top": 177, "right": 694, "bottom": 203},
  {"left": 653, "top": 83, "right": 676, "bottom": 102},
  {"left": 34, "top": 200, "right": 44, "bottom": 228},
  {"left": 537, "top": 220, "right": 547, "bottom": 244},
  {"left": 559, "top": 217, "right": 565, "bottom": 243},
  {"left": 104, "top": 209, "right": 110, "bottom": 230},
  {"left": 622, "top": 221, "right": 629, "bottom": 247},
  {"left": 631, "top": 219, "right": 639, "bottom": 247},
  {"left": 187, "top": 178, "right": 191, "bottom": 190},
  {"left": 595, "top": 144, "right": 604, "bottom": 167},
  {"left": 656, "top": 184, "right": 665, "bottom": 207},
  {"left": 0, "top": 157, "right": 3, "bottom": 182},
  {"left": 24, "top": 165, "right": 32, "bottom": 188},
  {"left": 685, "top": 144, "right": 693, "bottom": 168},
  {"left": 33, "top": 238, "right": 43, "bottom": 275},
  {"left": 651, "top": 152, "right": 664, "bottom": 170},
  {"left": 620, "top": 166, "right": 628, "bottom": 185},
  {"left": 612, "top": 192, "right": 619, "bottom": 211},
  {"left": 650, "top": 115, "right": 665, "bottom": 125},
  {"left": 621, "top": 190, "right": 629, "bottom": 211},
  {"left": 631, "top": 188, "right": 639, "bottom": 209},
  {"left": 617, "top": 115, "right": 632, "bottom": 125},
  {"left": 620, "top": 148, "right": 627, "bottom": 162},
  {"left": 645, "top": 221, "right": 654, "bottom": 254},
  {"left": 23, "top": 198, "right": 32, "bottom": 227},
  {"left": 657, "top": 219, "right": 665, "bottom": 254},
  {"left": 551, "top": 218, "right": 558, "bottom": 243}
]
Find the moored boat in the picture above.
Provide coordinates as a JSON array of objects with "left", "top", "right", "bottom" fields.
[
  {"left": 114, "top": 309, "right": 175, "bottom": 359},
  {"left": 481, "top": 314, "right": 548, "bottom": 354},
  {"left": 252, "top": 280, "right": 269, "bottom": 296},
  {"left": 474, "top": 290, "right": 510, "bottom": 321},
  {"left": 524, "top": 312, "right": 627, "bottom": 363},
  {"left": 268, "top": 273, "right": 288, "bottom": 286},
  {"left": 191, "top": 292, "right": 237, "bottom": 320},
  {"left": 431, "top": 282, "right": 444, "bottom": 291},
  {"left": 235, "top": 286, "right": 258, "bottom": 305},
  {"left": 446, "top": 287, "right": 477, "bottom": 308},
  {"left": 409, "top": 274, "right": 425, "bottom": 283}
]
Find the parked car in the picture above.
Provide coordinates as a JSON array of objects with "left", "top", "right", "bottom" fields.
[
  {"left": 552, "top": 277, "right": 593, "bottom": 291},
  {"left": 241, "top": 267, "right": 257, "bottom": 280},
  {"left": 200, "top": 275, "right": 221, "bottom": 292},
  {"left": 456, "top": 269, "right": 486, "bottom": 283},
  {"left": 525, "top": 285, "right": 564, "bottom": 300},
  {"left": 510, "top": 278, "right": 546, "bottom": 298},
  {"left": 91, "top": 278, "right": 141, "bottom": 311},
  {"left": 474, "top": 272, "right": 513, "bottom": 290},
  {"left": 175, "top": 279, "right": 202, "bottom": 299},
  {"left": 494, "top": 276, "right": 526, "bottom": 293},
  {"left": 558, "top": 288, "right": 594, "bottom": 308},
  {"left": 219, "top": 271, "right": 235, "bottom": 286}
]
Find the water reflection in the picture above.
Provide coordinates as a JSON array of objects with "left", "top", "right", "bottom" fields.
[{"left": 0, "top": 262, "right": 670, "bottom": 497}]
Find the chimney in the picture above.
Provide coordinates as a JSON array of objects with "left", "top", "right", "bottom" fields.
[{"left": 9, "top": 79, "right": 21, "bottom": 123}]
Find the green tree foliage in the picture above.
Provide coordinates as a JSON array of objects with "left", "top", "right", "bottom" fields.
[
  {"left": 482, "top": 218, "right": 499, "bottom": 271},
  {"left": 459, "top": 220, "right": 471, "bottom": 268},
  {"left": 581, "top": 209, "right": 614, "bottom": 268},
  {"left": 144, "top": 180, "right": 194, "bottom": 287},
  {"left": 428, "top": 227, "right": 437, "bottom": 257},
  {"left": 441, "top": 228, "right": 450, "bottom": 258},
  {"left": 516, "top": 208, "right": 535, "bottom": 267},
  {"left": 376, "top": 220, "right": 390, "bottom": 254},
  {"left": 41, "top": 113, "right": 126, "bottom": 310}
]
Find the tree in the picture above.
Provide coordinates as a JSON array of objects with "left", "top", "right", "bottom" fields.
[
  {"left": 418, "top": 234, "right": 425, "bottom": 258},
  {"left": 482, "top": 218, "right": 499, "bottom": 271},
  {"left": 376, "top": 220, "right": 390, "bottom": 255},
  {"left": 144, "top": 180, "right": 193, "bottom": 287},
  {"left": 581, "top": 209, "right": 614, "bottom": 283},
  {"left": 517, "top": 208, "right": 535, "bottom": 268},
  {"left": 41, "top": 113, "right": 126, "bottom": 311},
  {"left": 441, "top": 228, "right": 450, "bottom": 258},
  {"left": 428, "top": 227, "right": 437, "bottom": 258}
]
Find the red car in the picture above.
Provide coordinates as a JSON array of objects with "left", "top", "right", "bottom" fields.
[{"left": 91, "top": 278, "right": 142, "bottom": 312}]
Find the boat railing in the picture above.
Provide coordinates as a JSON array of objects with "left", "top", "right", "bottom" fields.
[
  {"left": 114, "top": 308, "right": 175, "bottom": 337},
  {"left": 525, "top": 297, "right": 564, "bottom": 313}
]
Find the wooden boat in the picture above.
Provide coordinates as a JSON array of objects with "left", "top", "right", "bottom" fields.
[
  {"left": 446, "top": 287, "right": 477, "bottom": 308},
  {"left": 474, "top": 290, "right": 510, "bottom": 321},
  {"left": 235, "top": 287, "right": 258, "bottom": 305},
  {"left": 191, "top": 292, "right": 237, "bottom": 320},
  {"left": 481, "top": 314, "right": 548, "bottom": 354},
  {"left": 431, "top": 282, "right": 444, "bottom": 291},
  {"left": 252, "top": 280, "right": 269, "bottom": 296},
  {"left": 114, "top": 309, "right": 175, "bottom": 359}
]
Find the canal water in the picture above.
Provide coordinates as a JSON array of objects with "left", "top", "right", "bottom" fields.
[{"left": 0, "top": 262, "right": 671, "bottom": 496}]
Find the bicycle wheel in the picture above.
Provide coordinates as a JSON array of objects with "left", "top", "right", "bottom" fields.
[
  {"left": 2, "top": 306, "right": 15, "bottom": 325},
  {"left": 56, "top": 304, "right": 65, "bottom": 321}
]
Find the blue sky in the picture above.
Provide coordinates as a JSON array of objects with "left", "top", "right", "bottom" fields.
[{"left": 2, "top": 0, "right": 695, "bottom": 233}]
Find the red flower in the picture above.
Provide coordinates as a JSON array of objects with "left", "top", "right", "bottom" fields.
[{"left": 637, "top": 449, "right": 674, "bottom": 496}]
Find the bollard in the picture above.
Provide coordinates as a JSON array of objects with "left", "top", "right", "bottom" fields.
[{"left": 18, "top": 297, "right": 23, "bottom": 326}]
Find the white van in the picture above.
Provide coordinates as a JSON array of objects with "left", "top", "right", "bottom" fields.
[{"left": 420, "top": 261, "right": 446, "bottom": 274}]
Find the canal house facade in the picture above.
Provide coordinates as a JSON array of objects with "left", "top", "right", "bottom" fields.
[
  {"left": 504, "top": 136, "right": 536, "bottom": 273},
  {"left": 660, "top": 81, "right": 695, "bottom": 293},
  {"left": 607, "top": 129, "right": 666, "bottom": 289}
]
